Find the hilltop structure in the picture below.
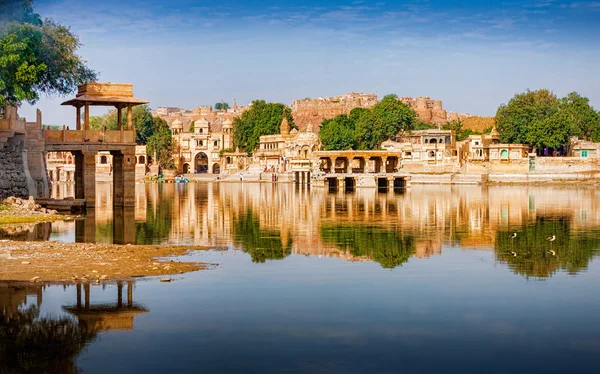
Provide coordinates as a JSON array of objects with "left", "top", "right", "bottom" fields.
[
  {"left": 291, "top": 93, "right": 378, "bottom": 132},
  {"left": 399, "top": 96, "right": 471, "bottom": 125}
]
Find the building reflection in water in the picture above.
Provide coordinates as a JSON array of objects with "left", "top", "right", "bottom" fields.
[
  {"left": 35, "top": 182, "right": 600, "bottom": 277},
  {"left": 63, "top": 281, "right": 148, "bottom": 332},
  {"left": 0, "top": 280, "right": 146, "bottom": 373}
]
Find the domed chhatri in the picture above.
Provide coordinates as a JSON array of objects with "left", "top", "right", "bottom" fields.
[{"left": 171, "top": 119, "right": 183, "bottom": 128}]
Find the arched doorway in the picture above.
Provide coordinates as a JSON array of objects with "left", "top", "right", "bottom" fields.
[
  {"left": 212, "top": 163, "right": 221, "bottom": 174},
  {"left": 195, "top": 152, "right": 208, "bottom": 173},
  {"left": 183, "top": 163, "right": 190, "bottom": 174}
]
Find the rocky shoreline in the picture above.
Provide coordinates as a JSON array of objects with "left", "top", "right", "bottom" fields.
[
  {"left": 0, "top": 240, "right": 209, "bottom": 282},
  {"left": 0, "top": 196, "right": 65, "bottom": 225}
]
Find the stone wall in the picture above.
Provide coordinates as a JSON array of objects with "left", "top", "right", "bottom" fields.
[
  {"left": 0, "top": 137, "right": 29, "bottom": 199},
  {"left": 291, "top": 93, "right": 378, "bottom": 132}
]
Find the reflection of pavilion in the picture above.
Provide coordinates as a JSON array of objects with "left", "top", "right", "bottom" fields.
[
  {"left": 63, "top": 281, "right": 148, "bottom": 332},
  {"left": 0, "top": 283, "right": 44, "bottom": 319}
]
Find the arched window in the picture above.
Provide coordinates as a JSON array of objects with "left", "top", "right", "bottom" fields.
[
  {"left": 501, "top": 149, "right": 509, "bottom": 158},
  {"left": 100, "top": 155, "right": 108, "bottom": 164},
  {"left": 139, "top": 156, "right": 146, "bottom": 164},
  {"left": 429, "top": 151, "right": 435, "bottom": 158}
]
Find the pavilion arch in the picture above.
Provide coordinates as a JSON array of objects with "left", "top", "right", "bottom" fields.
[
  {"left": 195, "top": 152, "right": 208, "bottom": 173},
  {"left": 183, "top": 163, "right": 191, "bottom": 174},
  {"left": 212, "top": 163, "right": 221, "bottom": 174}
]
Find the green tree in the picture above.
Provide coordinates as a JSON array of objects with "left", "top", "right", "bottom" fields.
[
  {"left": 442, "top": 119, "right": 479, "bottom": 141},
  {"left": 319, "top": 94, "right": 416, "bottom": 150},
  {"left": 320, "top": 114, "right": 357, "bottom": 150},
  {"left": 0, "top": 27, "right": 46, "bottom": 105},
  {"left": 495, "top": 89, "right": 559, "bottom": 145},
  {"left": 526, "top": 111, "right": 572, "bottom": 150},
  {"left": 214, "top": 102, "right": 229, "bottom": 111},
  {"left": 233, "top": 100, "right": 296, "bottom": 153},
  {"left": 370, "top": 94, "right": 416, "bottom": 147},
  {"left": 559, "top": 92, "right": 600, "bottom": 141},
  {"left": 146, "top": 117, "right": 174, "bottom": 170},
  {"left": 0, "top": 1, "right": 95, "bottom": 107},
  {"left": 89, "top": 105, "right": 155, "bottom": 145}
]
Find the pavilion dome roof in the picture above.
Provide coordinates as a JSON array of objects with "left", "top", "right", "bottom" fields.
[
  {"left": 222, "top": 118, "right": 233, "bottom": 127},
  {"left": 194, "top": 118, "right": 209, "bottom": 127},
  {"left": 171, "top": 119, "right": 183, "bottom": 128}
]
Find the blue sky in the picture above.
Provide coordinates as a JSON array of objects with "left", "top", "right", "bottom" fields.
[{"left": 19, "top": 0, "right": 600, "bottom": 126}]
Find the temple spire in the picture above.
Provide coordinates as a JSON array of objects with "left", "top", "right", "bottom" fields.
[{"left": 280, "top": 111, "right": 290, "bottom": 136}]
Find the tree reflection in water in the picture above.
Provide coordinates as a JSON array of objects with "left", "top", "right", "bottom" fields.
[
  {"left": 495, "top": 218, "right": 600, "bottom": 278},
  {"left": 233, "top": 209, "right": 292, "bottom": 263},
  {"left": 0, "top": 306, "right": 97, "bottom": 374},
  {"left": 320, "top": 225, "right": 416, "bottom": 269}
]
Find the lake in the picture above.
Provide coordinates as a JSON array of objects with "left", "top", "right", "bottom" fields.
[{"left": 2, "top": 183, "right": 600, "bottom": 373}]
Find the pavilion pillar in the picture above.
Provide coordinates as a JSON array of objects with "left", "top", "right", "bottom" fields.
[
  {"left": 112, "top": 150, "right": 136, "bottom": 207},
  {"left": 127, "top": 105, "right": 133, "bottom": 130},
  {"left": 382, "top": 156, "right": 388, "bottom": 173},
  {"left": 117, "top": 106, "right": 123, "bottom": 131},
  {"left": 347, "top": 157, "right": 354, "bottom": 174},
  {"left": 83, "top": 151, "right": 96, "bottom": 207},
  {"left": 337, "top": 177, "right": 345, "bottom": 190},
  {"left": 84, "top": 103, "right": 90, "bottom": 130},
  {"left": 76, "top": 106, "right": 81, "bottom": 130},
  {"left": 331, "top": 157, "right": 337, "bottom": 173},
  {"left": 74, "top": 151, "right": 84, "bottom": 200}
]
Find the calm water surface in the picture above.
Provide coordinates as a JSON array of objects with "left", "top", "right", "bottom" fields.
[{"left": 2, "top": 183, "right": 600, "bottom": 373}]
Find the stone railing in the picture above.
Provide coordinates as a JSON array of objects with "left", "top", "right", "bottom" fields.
[{"left": 43, "top": 128, "right": 136, "bottom": 144}]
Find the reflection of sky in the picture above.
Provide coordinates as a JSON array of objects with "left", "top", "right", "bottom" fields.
[
  {"left": 18, "top": 0, "right": 600, "bottom": 127},
  {"left": 26, "top": 249, "right": 600, "bottom": 373}
]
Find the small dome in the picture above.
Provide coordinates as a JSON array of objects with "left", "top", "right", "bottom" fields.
[
  {"left": 172, "top": 119, "right": 183, "bottom": 128},
  {"left": 194, "top": 118, "right": 209, "bottom": 127},
  {"left": 223, "top": 118, "right": 233, "bottom": 127}
]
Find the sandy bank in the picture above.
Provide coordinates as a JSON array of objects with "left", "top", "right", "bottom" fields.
[{"left": 0, "top": 240, "right": 209, "bottom": 282}]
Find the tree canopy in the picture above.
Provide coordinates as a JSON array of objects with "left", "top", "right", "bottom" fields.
[
  {"left": 319, "top": 94, "right": 417, "bottom": 150},
  {"left": 233, "top": 100, "right": 296, "bottom": 153},
  {"left": 495, "top": 89, "right": 600, "bottom": 151},
  {"left": 146, "top": 117, "right": 175, "bottom": 170},
  {"left": 214, "top": 102, "right": 229, "bottom": 111},
  {"left": 0, "top": 0, "right": 95, "bottom": 107},
  {"left": 89, "top": 105, "right": 155, "bottom": 145}
]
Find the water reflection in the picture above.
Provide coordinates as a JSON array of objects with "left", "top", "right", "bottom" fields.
[
  {"left": 21, "top": 183, "right": 600, "bottom": 277},
  {"left": 0, "top": 280, "right": 146, "bottom": 373}
]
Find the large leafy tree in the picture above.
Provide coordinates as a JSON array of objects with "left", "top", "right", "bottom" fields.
[
  {"left": 495, "top": 89, "right": 600, "bottom": 150},
  {"left": 496, "top": 89, "right": 559, "bottom": 145},
  {"left": 320, "top": 114, "right": 357, "bottom": 151},
  {"left": 559, "top": 92, "right": 600, "bottom": 141},
  {"left": 146, "top": 117, "right": 175, "bottom": 170},
  {"left": 233, "top": 100, "right": 296, "bottom": 153},
  {"left": 320, "top": 94, "right": 416, "bottom": 150},
  {"left": 0, "top": 0, "right": 96, "bottom": 107},
  {"left": 370, "top": 94, "right": 416, "bottom": 146}
]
